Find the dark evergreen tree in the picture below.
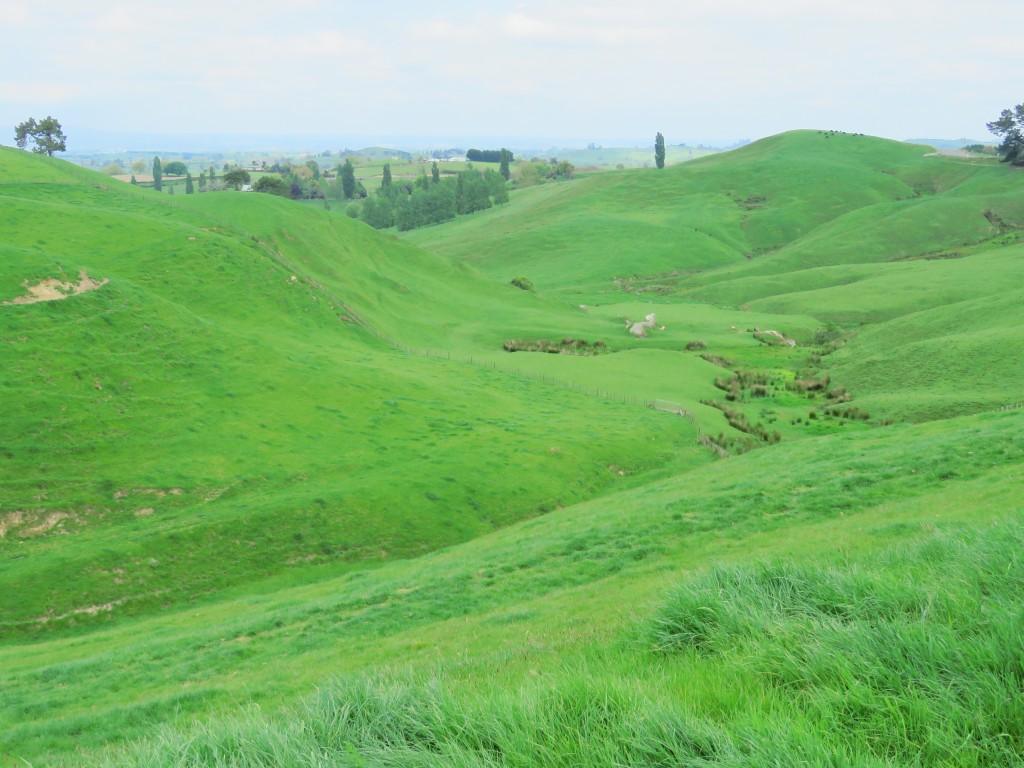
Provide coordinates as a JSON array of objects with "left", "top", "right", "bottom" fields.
[
  {"left": 361, "top": 195, "right": 394, "bottom": 229},
  {"left": 185, "top": 171, "right": 194, "bottom": 194},
  {"left": 493, "top": 181, "right": 509, "bottom": 205},
  {"left": 987, "top": 103, "right": 1024, "bottom": 165},
  {"left": 655, "top": 132, "right": 666, "bottom": 169},
  {"left": 341, "top": 158, "right": 356, "bottom": 199},
  {"left": 152, "top": 156, "right": 163, "bottom": 191},
  {"left": 198, "top": 171, "right": 207, "bottom": 191},
  {"left": 130, "top": 175, "right": 138, "bottom": 185},
  {"left": 459, "top": 168, "right": 493, "bottom": 214},
  {"left": 499, "top": 148, "right": 512, "bottom": 180},
  {"left": 381, "top": 163, "right": 393, "bottom": 192},
  {"left": 394, "top": 178, "right": 458, "bottom": 231},
  {"left": 431, "top": 161, "right": 441, "bottom": 185}
]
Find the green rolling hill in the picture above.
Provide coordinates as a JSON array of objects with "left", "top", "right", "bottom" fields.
[{"left": 1, "top": 131, "right": 1022, "bottom": 767}]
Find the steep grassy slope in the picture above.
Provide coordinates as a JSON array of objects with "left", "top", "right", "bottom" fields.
[{"left": 0, "top": 148, "right": 716, "bottom": 638}]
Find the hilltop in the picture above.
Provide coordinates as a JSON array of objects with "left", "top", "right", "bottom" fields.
[
  {"left": 405, "top": 129, "right": 1024, "bottom": 420},
  {"left": 2, "top": 132, "right": 1023, "bottom": 766}
]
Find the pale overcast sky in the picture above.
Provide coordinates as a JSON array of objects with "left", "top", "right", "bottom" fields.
[{"left": 1, "top": 0, "right": 1021, "bottom": 149}]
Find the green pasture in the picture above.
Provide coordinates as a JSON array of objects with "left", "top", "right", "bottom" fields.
[
  {"left": 5, "top": 407, "right": 1021, "bottom": 764},
  {"left": 3, "top": 127, "right": 1024, "bottom": 766},
  {"left": 0, "top": 148, "right": 714, "bottom": 641}
]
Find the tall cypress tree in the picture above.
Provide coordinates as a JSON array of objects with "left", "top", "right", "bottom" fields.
[
  {"left": 431, "top": 161, "right": 440, "bottom": 185},
  {"left": 152, "top": 156, "right": 163, "bottom": 191},
  {"left": 655, "top": 132, "right": 666, "bottom": 169},
  {"left": 499, "top": 148, "right": 512, "bottom": 181},
  {"left": 185, "top": 171, "right": 194, "bottom": 194},
  {"left": 341, "top": 159, "right": 356, "bottom": 199},
  {"left": 381, "top": 163, "right": 392, "bottom": 192}
]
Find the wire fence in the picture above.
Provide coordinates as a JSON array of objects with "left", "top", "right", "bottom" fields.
[{"left": 652, "top": 400, "right": 731, "bottom": 459}]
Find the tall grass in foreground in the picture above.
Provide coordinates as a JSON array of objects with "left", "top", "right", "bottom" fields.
[
  {"left": 649, "top": 521, "right": 1024, "bottom": 766},
  {"left": 94, "top": 521, "right": 1024, "bottom": 767}
]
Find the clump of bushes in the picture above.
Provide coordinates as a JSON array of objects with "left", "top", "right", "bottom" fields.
[
  {"left": 789, "top": 373, "right": 830, "bottom": 394},
  {"left": 510, "top": 275, "right": 534, "bottom": 292},
  {"left": 824, "top": 405, "right": 871, "bottom": 421},
  {"left": 709, "top": 432, "right": 762, "bottom": 455},
  {"left": 701, "top": 353, "right": 734, "bottom": 368},
  {"left": 736, "top": 195, "right": 766, "bottom": 210},
  {"left": 714, "top": 370, "right": 776, "bottom": 402},
  {"left": 702, "top": 400, "right": 781, "bottom": 444},
  {"left": 684, "top": 340, "right": 707, "bottom": 351},
  {"left": 503, "top": 338, "right": 607, "bottom": 355},
  {"left": 811, "top": 325, "right": 846, "bottom": 355},
  {"left": 825, "top": 386, "right": 852, "bottom": 403}
]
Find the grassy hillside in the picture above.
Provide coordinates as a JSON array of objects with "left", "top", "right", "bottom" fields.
[
  {"left": 404, "top": 130, "right": 1024, "bottom": 424},
  {"left": 4, "top": 408, "right": 1021, "bottom": 764},
  {"left": 0, "top": 146, "right": 724, "bottom": 641},
  {"left": 3, "top": 131, "right": 1023, "bottom": 766}
]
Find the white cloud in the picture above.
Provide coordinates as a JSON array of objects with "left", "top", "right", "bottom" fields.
[
  {"left": 2, "top": 0, "right": 1023, "bottom": 143},
  {"left": 501, "top": 12, "right": 555, "bottom": 40},
  {"left": 0, "top": 82, "right": 74, "bottom": 102},
  {"left": 0, "top": 2, "right": 30, "bottom": 25}
]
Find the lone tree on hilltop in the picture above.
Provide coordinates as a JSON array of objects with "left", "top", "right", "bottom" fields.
[
  {"left": 655, "top": 132, "right": 666, "bottom": 169},
  {"left": 14, "top": 116, "right": 67, "bottom": 155},
  {"left": 987, "top": 103, "right": 1024, "bottom": 165},
  {"left": 152, "top": 156, "right": 163, "bottom": 191}
]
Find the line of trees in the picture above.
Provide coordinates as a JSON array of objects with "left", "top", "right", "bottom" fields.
[
  {"left": 465, "top": 148, "right": 514, "bottom": 164},
  {"left": 358, "top": 164, "right": 510, "bottom": 231}
]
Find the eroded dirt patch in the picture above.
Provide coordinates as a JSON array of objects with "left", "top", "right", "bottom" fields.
[
  {"left": 0, "top": 510, "right": 77, "bottom": 538},
  {"left": 3, "top": 270, "right": 109, "bottom": 305}
]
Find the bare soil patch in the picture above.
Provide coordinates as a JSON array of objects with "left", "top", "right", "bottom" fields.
[{"left": 3, "top": 270, "right": 108, "bottom": 305}]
